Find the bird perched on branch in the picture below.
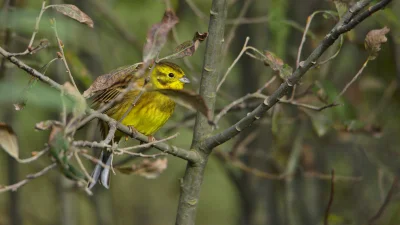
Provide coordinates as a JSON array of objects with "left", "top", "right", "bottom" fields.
[{"left": 86, "top": 61, "right": 189, "bottom": 189}]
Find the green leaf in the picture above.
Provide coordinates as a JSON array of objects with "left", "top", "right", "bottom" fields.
[{"left": 49, "top": 4, "right": 94, "bottom": 28}]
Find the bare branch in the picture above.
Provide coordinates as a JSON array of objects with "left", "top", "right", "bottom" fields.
[
  {"left": 51, "top": 19, "right": 79, "bottom": 91},
  {"left": 368, "top": 176, "right": 399, "bottom": 225},
  {"left": 0, "top": 163, "right": 56, "bottom": 193},
  {"left": 204, "top": 0, "right": 393, "bottom": 150},
  {"left": 217, "top": 37, "right": 250, "bottom": 91},
  {"left": 185, "top": 0, "right": 207, "bottom": 19},
  {"left": 324, "top": 170, "right": 335, "bottom": 225},
  {"left": 16, "top": 147, "right": 49, "bottom": 164},
  {"left": 8, "top": 1, "right": 48, "bottom": 56}
]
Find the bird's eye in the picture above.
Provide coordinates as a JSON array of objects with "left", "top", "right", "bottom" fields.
[{"left": 168, "top": 73, "right": 175, "bottom": 78}]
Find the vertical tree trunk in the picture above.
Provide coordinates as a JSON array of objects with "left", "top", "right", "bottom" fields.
[{"left": 175, "top": 0, "right": 227, "bottom": 224}]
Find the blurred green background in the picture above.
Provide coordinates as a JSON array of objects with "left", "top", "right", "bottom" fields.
[{"left": 1, "top": 0, "right": 400, "bottom": 225}]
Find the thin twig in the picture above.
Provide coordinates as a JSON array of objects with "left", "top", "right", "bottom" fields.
[
  {"left": 293, "top": 10, "right": 338, "bottom": 100},
  {"left": 324, "top": 170, "right": 335, "bottom": 225},
  {"left": 222, "top": 0, "right": 253, "bottom": 56},
  {"left": 118, "top": 133, "right": 179, "bottom": 151},
  {"left": 214, "top": 76, "right": 276, "bottom": 125},
  {"left": 296, "top": 10, "right": 337, "bottom": 68},
  {"left": 336, "top": 56, "right": 370, "bottom": 100},
  {"left": 0, "top": 163, "right": 57, "bottom": 193},
  {"left": 368, "top": 176, "right": 399, "bottom": 225},
  {"left": 185, "top": 0, "right": 207, "bottom": 19},
  {"left": 51, "top": 19, "right": 78, "bottom": 91},
  {"left": 16, "top": 147, "right": 49, "bottom": 164},
  {"left": 73, "top": 150, "right": 94, "bottom": 184},
  {"left": 73, "top": 140, "right": 112, "bottom": 149},
  {"left": 217, "top": 37, "right": 250, "bottom": 91},
  {"left": 7, "top": 1, "right": 47, "bottom": 56},
  {"left": 116, "top": 151, "right": 167, "bottom": 158}
]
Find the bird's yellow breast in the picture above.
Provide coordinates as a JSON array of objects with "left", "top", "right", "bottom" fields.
[{"left": 106, "top": 90, "right": 175, "bottom": 136}]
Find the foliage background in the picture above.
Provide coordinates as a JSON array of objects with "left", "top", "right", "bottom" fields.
[{"left": 0, "top": 0, "right": 399, "bottom": 225}]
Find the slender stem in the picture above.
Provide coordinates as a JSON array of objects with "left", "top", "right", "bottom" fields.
[
  {"left": 175, "top": 0, "right": 227, "bottom": 224},
  {"left": 336, "top": 56, "right": 370, "bottom": 100},
  {"left": 52, "top": 19, "right": 79, "bottom": 91},
  {"left": 8, "top": 1, "right": 47, "bottom": 56},
  {"left": 324, "top": 170, "right": 335, "bottom": 225},
  {"left": 217, "top": 36, "right": 249, "bottom": 91},
  {"left": 0, "top": 163, "right": 57, "bottom": 193}
]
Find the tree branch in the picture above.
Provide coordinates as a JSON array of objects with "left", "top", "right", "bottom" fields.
[
  {"left": 204, "top": 0, "right": 392, "bottom": 150},
  {"left": 175, "top": 0, "right": 227, "bottom": 224}
]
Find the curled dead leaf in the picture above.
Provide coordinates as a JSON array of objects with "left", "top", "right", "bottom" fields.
[
  {"left": 156, "top": 89, "right": 213, "bottom": 124},
  {"left": 50, "top": 4, "right": 94, "bottom": 28},
  {"left": 160, "top": 32, "right": 208, "bottom": 61},
  {"left": 143, "top": 10, "right": 179, "bottom": 63},
  {"left": 0, "top": 123, "right": 19, "bottom": 159},
  {"left": 35, "top": 120, "right": 62, "bottom": 131},
  {"left": 117, "top": 158, "right": 168, "bottom": 179},
  {"left": 264, "top": 51, "right": 293, "bottom": 79},
  {"left": 365, "top": 27, "right": 390, "bottom": 60}
]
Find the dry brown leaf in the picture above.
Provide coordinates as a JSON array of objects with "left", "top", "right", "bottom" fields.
[
  {"left": 264, "top": 51, "right": 293, "bottom": 79},
  {"left": 161, "top": 32, "right": 208, "bottom": 61},
  {"left": 157, "top": 89, "right": 213, "bottom": 123},
  {"left": 0, "top": 123, "right": 19, "bottom": 159},
  {"left": 83, "top": 63, "right": 142, "bottom": 98},
  {"left": 365, "top": 27, "right": 390, "bottom": 60},
  {"left": 50, "top": 4, "right": 94, "bottom": 28},
  {"left": 143, "top": 10, "right": 179, "bottom": 63},
  {"left": 35, "top": 120, "right": 62, "bottom": 131},
  {"left": 117, "top": 158, "right": 168, "bottom": 179}
]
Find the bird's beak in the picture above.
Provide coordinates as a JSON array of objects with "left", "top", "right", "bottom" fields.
[{"left": 179, "top": 76, "right": 190, "bottom": 84}]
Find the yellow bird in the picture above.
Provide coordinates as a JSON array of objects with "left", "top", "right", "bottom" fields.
[{"left": 88, "top": 62, "right": 189, "bottom": 189}]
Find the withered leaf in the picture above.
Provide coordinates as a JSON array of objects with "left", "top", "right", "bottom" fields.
[
  {"left": 0, "top": 123, "right": 19, "bottom": 159},
  {"left": 143, "top": 10, "right": 179, "bottom": 63},
  {"left": 161, "top": 32, "right": 208, "bottom": 61},
  {"left": 365, "top": 27, "right": 390, "bottom": 60},
  {"left": 50, "top": 4, "right": 94, "bottom": 28},
  {"left": 264, "top": 51, "right": 293, "bottom": 79},
  {"left": 333, "top": 0, "right": 349, "bottom": 18},
  {"left": 35, "top": 120, "right": 62, "bottom": 131},
  {"left": 83, "top": 63, "right": 142, "bottom": 98},
  {"left": 117, "top": 158, "right": 168, "bottom": 179},
  {"left": 157, "top": 89, "right": 213, "bottom": 123}
]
